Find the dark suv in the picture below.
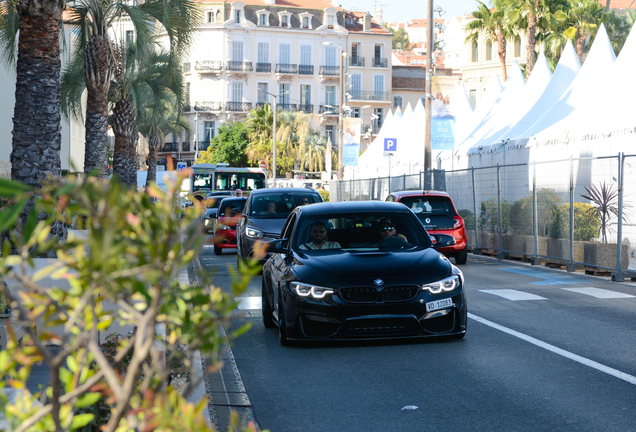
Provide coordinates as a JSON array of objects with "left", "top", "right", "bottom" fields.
[
  {"left": 236, "top": 188, "right": 323, "bottom": 264},
  {"left": 386, "top": 190, "right": 468, "bottom": 264}
]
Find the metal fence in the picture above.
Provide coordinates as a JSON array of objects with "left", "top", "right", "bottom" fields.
[{"left": 330, "top": 153, "right": 636, "bottom": 281}]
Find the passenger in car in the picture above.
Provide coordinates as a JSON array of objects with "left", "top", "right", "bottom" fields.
[
  {"left": 374, "top": 217, "right": 408, "bottom": 244},
  {"left": 299, "top": 222, "right": 341, "bottom": 250},
  {"left": 261, "top": 200, "right": 277, "bottom": 215}
]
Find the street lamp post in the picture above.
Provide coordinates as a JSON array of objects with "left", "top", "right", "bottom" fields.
[
  {"left": 323, "top": 42, "right": 348, "bottom": 180},
  {"left": 425, "top": 2, "right": 446, "bottom": 171},
  {"left": 258, "top": 89, "right": 289, "bottom": 187}
]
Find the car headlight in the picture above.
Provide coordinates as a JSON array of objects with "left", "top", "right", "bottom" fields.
[
  {"left": 420, "top": 275, "right": 460, "bottom": 294},
  {"left": 291, "top": 282, "right": 334, "bottom": 299},
  {"left": 217, "top": 223, "right": 229, "bottom": 230},
  {"left": 204, "top": 219, "right": 210, "bottom": 226},
  {"left": 246, "top": 227, "right": 264, "bottom": 239}
]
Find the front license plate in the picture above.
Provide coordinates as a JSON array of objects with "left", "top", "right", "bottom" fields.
[{"left": 426, "top": 297, "right": 453, "bottom": 312}]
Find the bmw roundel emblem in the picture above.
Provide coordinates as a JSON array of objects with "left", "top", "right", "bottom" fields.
[
  {"left": 425, "top": 218, "right": 431, "bottom": 224},
  {"left": 374, "top": 279, "right": 384, "bottom": 286}
]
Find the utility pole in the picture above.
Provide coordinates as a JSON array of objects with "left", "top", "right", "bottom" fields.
[
  {"left": 338, "top": 49, "right": 345, "bottom": 180},
  {"left": 424, "top": 0, "right": 434, "bottom": 171}
]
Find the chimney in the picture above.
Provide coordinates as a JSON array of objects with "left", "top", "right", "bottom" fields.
[
  {"left": 374, "top": 9, "right": 383, "bottom": 24},
  {"left": 363, "top": 12, "right": 372, "bottom": 32}
]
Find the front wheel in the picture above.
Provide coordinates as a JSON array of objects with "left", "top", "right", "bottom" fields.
[
  {"left": 214, "top": 244, "right": 222, "bottom": 255},
  {"left": 262, "top": 278, "right": 275, "bottom": 328},
  {"left": 455, "top": 248, "right": 468, "bottom": 265}
]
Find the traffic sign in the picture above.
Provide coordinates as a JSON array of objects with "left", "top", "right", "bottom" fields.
[
  {"left": 176, "top": 162, "right": 187, "bottom": 171},
  {"left": 259, "top": 160, "right": 267, "bottom": 169},
  {"left": 384, "top": 138, "right": 397, "bottom": 152}
]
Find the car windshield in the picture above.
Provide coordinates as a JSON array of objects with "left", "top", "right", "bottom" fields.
[
  {"left": 249, "top": 193, "right": 321, "bottom": 219},
  {"left": 292, "top": 212, "right": 432, "bottom": 252},
  {"left": 218, "top": 199, "right": 246, "bottom": 217},
  {"left": 207, "top": 196, "right": 232, "bottom": 209}
]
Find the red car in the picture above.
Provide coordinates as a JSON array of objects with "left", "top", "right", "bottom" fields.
[
  {"left": 386, "top": 191, "right": 468, "bottom": 265},
  {"left": 213, "top": 197, "right": 247, "bottom": 255}
]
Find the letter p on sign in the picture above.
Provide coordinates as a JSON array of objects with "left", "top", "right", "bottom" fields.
[{"left": 384, "top": 138, "right": 397, "bottom": 152}]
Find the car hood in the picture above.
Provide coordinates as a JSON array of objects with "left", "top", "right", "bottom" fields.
[
  {"left": 290, "top": 248, "right": 453, "bottom": 287},
  {"left": 247, "top": 218, "right": 286, "bottom": 237}
]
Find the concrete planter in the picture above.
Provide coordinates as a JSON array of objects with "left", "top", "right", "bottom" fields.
[{"left": 584, "top": 242, "right": 629, "bottom": 270}]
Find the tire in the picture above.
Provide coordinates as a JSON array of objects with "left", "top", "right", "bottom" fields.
[
  {"left": 455, "top": 248, "right": 468, "bottom": 265},
  {"left": 278, "top": 298, "right": 290, "bottom": 346},
  {"left": 214, "top": 244, "right": 222, "bottom": 255},
  {"left": 262, "top": 278, "right": 275, "bottom": 328}
]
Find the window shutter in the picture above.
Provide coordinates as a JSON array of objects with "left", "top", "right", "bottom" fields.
[
  {"left": 300, "top": 45, "right": 311, "bottom": 65},
  {"left": 326, "top": 46, "right": 336, "bottom": 66},
  {"left": 279, "top": 44, "right": 291, "bottom": 64},
  {"left": 232, "top": 42, "right": 243, "bottom": 62}
]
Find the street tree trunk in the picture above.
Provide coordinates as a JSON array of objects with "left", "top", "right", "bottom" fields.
[
  {"left": 111, "top": 98, "right": 135, "bottom": 187},
  {"left": 11, "top": 0, "right": 63, "bottom": 188},
  {"left": 496, "top": 29, "right": 508, "bottom": 83},
  {"left": 83, "top": 35, "right": 114, "bottom": 178},
  {"left": 525, "top": 1, "right": 538, "bottom": 77},
  {"left": 146, "top": 132, "right": 161, "bottom": 187},
  {"left": 576, "top": 34, "right": 585, "bottom": 62}
]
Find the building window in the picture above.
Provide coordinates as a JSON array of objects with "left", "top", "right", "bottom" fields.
[
  {"left": 204, "top": 121, "right": 215, "bottom": 143},
  {"left": 351, "top": 107, "right": 360, "bottom": 118},
  {"left": 326, "top": 125, "right": 335, "bottom": 144},
  {"left": 280, "top": 13, "right": 290, "bottom": 27},
  {"left": 469, "top": 89, "right": 477, "bottom": 109},
  {"left": 393, "top": 95, "right": 403, "bottom": 108},
  {"left": 486, "top": 40, "right": 492, "bottom": 61},
  {"left": 257, "top": 83, "right": 269, "bottom": 103},
  {"left": 514, "top": 37, "right": 521, "bottom": 57},
  {"left": 373, "top": 108, "right": 383, "bottom": 130},
  {"left": 235, "top": 10, "right": 241, "bottom": 23},
  {"left": 232, "top": 41, "right": 243, "bottom": 62},
  {"left": 207, "top": 11, "right": 214, "bottom": 23},
  {"left": 279, "top": 83, "right": 290, "bottom": 105},
  {"left": 258, "top": 42, "right": 269, "bottom": 64},
  {"left": 125, "top": 30, "right": 134, "bottom": 45},
  {"left": 231, "top": 82, "right": 243, "bottom": 102},
  {"left": 279, "top": 43, "right": 291, "bottom": 64},
  {"left": 325, "top": 85, "right": 336, "bottom": 106},
  {"left": 471, "top": 42, "right": 479, "bottom": 62},
  {"left": 302, "top": 17, "right": 309, "bottom": 28},
  {"left": 300, "top": 45, "right": 311, "bottom": 65},
  {"left": 259, "top": 14, "right": 267, "bottom": 25},
  {"left": 301, "top": 84, "right": 311, "bottom": 106},
  {"left": 327, "top": 16, "right": 334, "bottom": 29}
]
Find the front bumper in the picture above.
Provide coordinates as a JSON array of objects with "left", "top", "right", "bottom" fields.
[{"left": 280, "top": 284, "right": 467, "bottom": 341}]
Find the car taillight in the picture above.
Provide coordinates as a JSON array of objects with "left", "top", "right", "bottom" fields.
[{"left": 453, "top": 215, "right": 463, "bottom": 229}]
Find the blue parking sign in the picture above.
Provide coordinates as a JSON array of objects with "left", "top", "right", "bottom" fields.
[{"left": 384, "top": 138, "right": 397, "bottom": 152}]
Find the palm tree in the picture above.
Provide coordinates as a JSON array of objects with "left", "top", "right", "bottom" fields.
[
  {"left": 63, "top": 0, "right": 198, "bottom": 178},
  {"left": 544, "top": 0, "right": 608, "bottom": 62},
  {"left": 0, "top": 0, "right": 63, "bottom": 187},
  {"left": 466, "top": 0, "right": 516, "bottom": 82},
  {"left": 296, "top": 133, "right": 326, "bottom": 173}
]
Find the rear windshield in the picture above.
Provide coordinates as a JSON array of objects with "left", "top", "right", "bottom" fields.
[
  {"left": 398, "top": 196, "right": 457, "bottom": 229},
  {"left": 292, "top": 212, "right": 432, "bottom": 252},
  {"left": 218, "top": 200, "right": 246, "bottom": 217},
  {"left": 249, "top": 193, "right": 321, "bottom": 219},
  {"left": 207, "top": 196, "right": 232, "bottom": 209}
]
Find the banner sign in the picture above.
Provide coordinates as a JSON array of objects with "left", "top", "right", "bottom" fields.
[
  {"left": 342, "top": 117, "right": 361, "bottom": 166},
  {"left": 325, "top": 136, "right": 332, "bottom": 176},
  {"left": 431, "top": 76, "right": 461, "bottom": 150}
]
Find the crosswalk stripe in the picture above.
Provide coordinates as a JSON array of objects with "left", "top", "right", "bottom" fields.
[
  {"left": 238, "top": 296, "right": 262, "bottom": 310},
  {"left": 561, "top": 287, "right": 635, "bottom": 299},
  {"left": 479, "top": 289, "right": 547, "bottom": 301}
]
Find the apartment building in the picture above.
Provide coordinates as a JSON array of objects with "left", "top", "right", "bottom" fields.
[{"left": 158, "top": 0, "right": 392, "bottom": 167}]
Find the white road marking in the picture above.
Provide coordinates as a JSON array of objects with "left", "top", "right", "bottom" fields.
[
  {"left": 561, "top": 287, "right": 635, "bottom": 299},
  {"left": 479, "top": 289, "right": 548, "bottom": 301},
  {"left": 468, "top": 313, "right": 636, "bottom": 386},
  {"left": 238, "top": 296, "right": 262, "bottom": 310}
]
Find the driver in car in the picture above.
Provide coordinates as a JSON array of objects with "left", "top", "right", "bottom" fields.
[
  {"left": 299, "top": 222, "right": 341, "bottom": 250},
  {"left": 375, "top": 218, "right": 408, "bottom": 244}
]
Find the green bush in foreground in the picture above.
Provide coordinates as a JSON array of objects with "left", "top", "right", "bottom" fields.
[{"left": 0, "top": 173, "right": 264, "bottom": 432}]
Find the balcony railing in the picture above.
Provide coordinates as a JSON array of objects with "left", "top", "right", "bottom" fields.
[
  {"left": 278, "top": 103, "right": 297, "bottom": 111},
  {"left": 182, "top": 62, "right": 191, "bottom": 72},
  {"left": 196, "top": 141, "right": 211, "bottom": 152},
  {"left": 226, "top": 61, "right": 253, "bottom": 72},
  {"left": 195, "top": 101, "right": 222, "bottom": 111},
  {"left": 195, "top": 60, "right": 223, "bottom": 71},
  {"left": 226, "top": 101, "right": 253, "bottom": 111},
  {"left": 348, "top": 91, "right": 390, "bottom": 101},
  {"left": 160, "top": 143, "right": 179, "bottom": 152},
  {"left": 319, "top": 105, "right": 338, "bottom": 114},
  {"left": 183, "top": 104, "right": 191, "bottom": 112},
  {"left": 276, "top": 64, "right": 298, "bottom": 74},
  {"left": 298, "top": 104, "right": 314, "bottom": 113},
  {"left": 349, "top": 57, "right": 364, "bottom": 67},
  {"left": 298, "top": 65, "right": 314, "bottom": 75},
  {"left": 372, "top": 57, "right": 388, "bottom": 68},
  {"left": 319, "top": 66, "right": 339, "bottom": 76},
  {"left": 256, "top": 63, "right": 271, "bottom": 73},
  {"left": 182, "top": 143, "right": 191, "bottom": 152}
]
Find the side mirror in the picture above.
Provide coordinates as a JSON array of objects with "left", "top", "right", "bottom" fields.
[
  {"left": 266, "top": 239, "right": 289, "bottom": 253},
  {"left": 431, "top": 233, "right": 456, "bottom": 249}
]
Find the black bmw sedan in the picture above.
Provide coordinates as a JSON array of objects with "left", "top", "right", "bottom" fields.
[{"left": 262, "top": 201, "right": 467, "bottom": 345}]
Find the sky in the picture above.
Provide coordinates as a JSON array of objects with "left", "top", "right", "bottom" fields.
[{"left": 338, "top": 0, "right": 481, "bottom": 23}]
